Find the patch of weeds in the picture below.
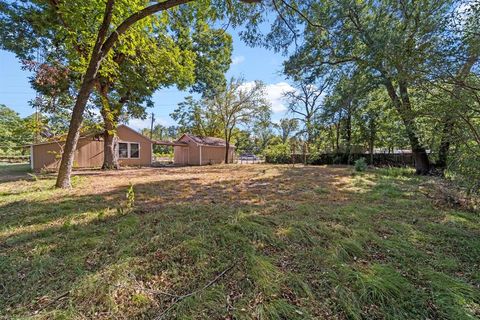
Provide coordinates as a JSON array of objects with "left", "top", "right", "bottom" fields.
[
  {"left": 70, "top": 175, "right": 86, "bottom": 188},
  {"left": 335, "top": 238, "right": 365, "bottom": 262},
  {"left": 247, "top": 253, "right": 282, "bottom": 296},
  {"left": 256, "top": 299, "right": 309, "bottom": 320},
  {"left": 377, "top": 167, "right": 415, "bottom": 178},
  {"left": 173, "top": 285, "right": 227, "bottom": 319},
  {"left": 424, "top": 270, "right": 480, "bottom": 319},
  {"left": 314, "top": 186, "right": 329, "bottom": 195},
  {"left": 284, "top": 274, "right": 314, "bottom": 300},
  {"left": 333, "top": 264, "right": 421, "bottom": 319},
  {"left": 62, "top": 217, "right": 73, "bottom": 229},
  {"left": 369, "top": 179, "right": 403, "bottom": 199},
  {"left": 27, "top": 172, "right": 39, "bottom": 181},
  {"left": 229, "top": 214, "right": 276, "bottom": 246},
  {"left": 115, "top": 215, "right": 140, "bottom": 241},
  {"left": 117, "top": 183, "right": 135, "bottom": 215},
  {"left": 131, "top": 293, "right": 150, "bottom": 306}
]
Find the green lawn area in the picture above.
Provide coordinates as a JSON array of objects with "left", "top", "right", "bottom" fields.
[{"left": 0, "top": 164, "right": 479, "bottom": 319}]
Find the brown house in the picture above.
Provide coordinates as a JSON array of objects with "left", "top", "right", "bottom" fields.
[
  {"left": 30, "top": 125, "right": 153, "bottom": 171},
  {"left": 30, "top": 126, "right": 234, "bottom": 171},
  {"left": 173, "top": 134, "right": 235, "bottom": 165}
]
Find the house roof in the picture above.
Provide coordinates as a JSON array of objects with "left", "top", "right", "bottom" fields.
[
  {"left": 27, "top": 130, "right": 103, "bottom": 147},
  {"left": 181, "top": 134, "right": 234, "bottom": 148},
  {"left": 28, "top": 124, "right": 153, "bottom": 147}
]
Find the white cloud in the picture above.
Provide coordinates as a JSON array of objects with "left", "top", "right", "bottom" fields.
[
  {"left": 127, "top": 117, "right": 170, "bottom": 131},
  {"left": 239, "top": 81, "right": 294, "bottom": 114},
  {"left": 127, "top": 118, "right": 151, "bottom": 131},
  {"left": 265, "top": 82, "right": 294, "bottom": 113},
  {"left": 231, "top": 55, "right": 245, "bottom": 66}
]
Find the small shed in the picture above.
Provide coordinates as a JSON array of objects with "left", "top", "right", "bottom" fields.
[
  {"left": 172, "top": 134, "right": 235, "bottom": 165},
  {"left": 30, "top": 124, "right": 153, "bottom": 171}
]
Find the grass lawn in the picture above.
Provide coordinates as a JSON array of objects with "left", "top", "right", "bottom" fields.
[{"left": 0, "top": 164, "right": 479, "bottom": 319}]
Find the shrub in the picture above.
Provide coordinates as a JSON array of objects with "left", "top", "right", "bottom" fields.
[
  {"left": 264, "top": 143, "right": 291, "bottom": 164},
  {"left": 354, "top": 157, "right": 368, "bottom": 172}
]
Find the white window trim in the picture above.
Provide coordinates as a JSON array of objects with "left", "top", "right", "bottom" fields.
[{"left": 117, "top": 141, "right": 141, "bottom": 159}]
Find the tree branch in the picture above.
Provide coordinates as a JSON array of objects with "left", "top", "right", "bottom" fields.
[{"left": 101, "top": 0, "right": 193, "bottom": 57}]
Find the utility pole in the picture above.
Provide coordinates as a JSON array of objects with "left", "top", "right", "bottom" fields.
[
  {"left": 150, "top": 112, "right": 155, "bottom": 140},
  {"left": 34, "top": 48, "right": 41, "bottom": 144}
]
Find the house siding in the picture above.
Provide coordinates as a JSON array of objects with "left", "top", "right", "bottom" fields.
[
  {"left": 200, "top": 146, "right": 234, "bottom": 164},
  {"left": 31, "top": 125, "right": 153, "bottom": 171},
  {"left": 173, "top": 134, "right": 235, "bottom": 165},
  {"left": 32, "top": 138, "right": 104, "bottom": 171},
  {"left": 116, "top": 125, "right": 152, "bottom": 166},
  {"left": 174, "top": 146, "right": 189, "bottom": 165}
]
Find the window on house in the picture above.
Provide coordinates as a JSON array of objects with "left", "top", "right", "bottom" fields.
[
  {"left": 130, "top": 143, "right": 140, "bottom": 158},
  {"left": 119, "top": 143, "right": 128, "bottom": 158},
  {"left": 118, "top": 142, "right": 140, "bottom": 159}
]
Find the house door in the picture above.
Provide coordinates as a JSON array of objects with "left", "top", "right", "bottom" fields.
[{"left": 183, "top": 147, "right": 189, "bottom": 165}]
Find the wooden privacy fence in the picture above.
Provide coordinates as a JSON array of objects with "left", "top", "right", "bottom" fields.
[{"left": 266, "top": 152, "right": 415, "bottom": 167}]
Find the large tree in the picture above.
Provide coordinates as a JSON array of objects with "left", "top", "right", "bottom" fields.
[
  {"left": 0, "top": 0, "right": 260, "bottom": 187},
  {"left": 171, "top": 95, "right": 222, "bottom": 137},
  {"left": 0, "top": 105, "right": 32, "bottom": 154},
  {"left": 283, "top": 78, "right": 330, "bottom": 145},
  {"left": 257, "top": 0, "right": 459, "bottom": 174},
  {"left": 94, "top": 19, "right": 232, "bottom": 169},
  {"left": 275, "top": 118, "right": 298, "bottom": 143},
  {"left": 206, "top": 78, "right": 270, "bottom": 163},
  {"left": 435, "top": 1, "right": 480, "bottom": 170}
]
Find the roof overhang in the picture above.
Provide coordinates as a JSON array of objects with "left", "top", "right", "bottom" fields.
[{"left": 154, "top": 140, "right": 188, "bottom": 147}]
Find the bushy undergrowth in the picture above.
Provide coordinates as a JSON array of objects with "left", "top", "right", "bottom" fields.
[{"left": 354, "top": 157, "right": 367, "bottom": 172}]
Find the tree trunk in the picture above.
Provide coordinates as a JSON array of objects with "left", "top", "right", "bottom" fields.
[
  {"left": 55, "top": 81, "right": 97, "bottom": 188},
  {"left": 225, "top": 142, "right": 230, "bottom": 164},
  {"left": 436, "top": 117, "right": 453, "bottom": 169},
  {"left": 335, "top": 123, "right": 340, "bottom": 152},
  {"left": 97, "top": 81, "right": 120, "bottom": 170},
  {"left": 102, "top": 117, "right": 119, "bottom": 169},
  {"left": 368, "top": 117, "right": 375, "bottom": 165},
  {"left": 383, "top": 78, "right": 430, "bottom": 174},
  {"left": 436, "top": 48, "right": 479, "bottom": 170},
  {"left": 55, "top": 0, "right": 193, "bottom": 188},
  {"left": 369, "top": 137, "right": 374, "bottom": 165},
  {"left": 55, "top": 0, "right": 115, "bottom": 188},
  {"left": 345, "top": 107, "right": 352, "bottom": 164}
]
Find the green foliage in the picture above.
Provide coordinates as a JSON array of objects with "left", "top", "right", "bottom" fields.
[
  {"left": 275, "top": 118, "right": 299, "bottom": 143},
  {"left": 354, "top": 158, "right": 367, "bottom": 172},
  {"left": 446, "top": 143, "right": 480, "bottom": 194},
  {"left": 117, "top": 183, "right": 135, "bottom": 215},
  {"left": 126, "top": 183, "right": 135, "bottom": 210},
  {"left": 171, "top": 95, "right": 222, "bottom": 137},
  {"left": 0, "top": 105, "right": 32, "bottom": 154},
  {"left": 264, "top": 142, "right": 291, "bottom": 163}
]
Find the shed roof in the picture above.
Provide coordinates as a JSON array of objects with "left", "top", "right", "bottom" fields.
[
  {"left": 181, "top": 134, "right": 234, "bottom": 148},
  {"left": 154, "top": 140, "right": 188, "bottom": 147}
]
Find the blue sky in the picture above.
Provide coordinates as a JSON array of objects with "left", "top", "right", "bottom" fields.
[{"left": 0, "top": 31, "right": 294, "bottom": 131}]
